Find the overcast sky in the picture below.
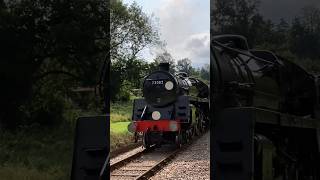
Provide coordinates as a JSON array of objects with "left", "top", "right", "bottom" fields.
[
  {"left": 122, "top": 0, "right": 210, "bottom": 68},
  {"left": 121, "top": 0, "right": 320, "bottom": 68}
]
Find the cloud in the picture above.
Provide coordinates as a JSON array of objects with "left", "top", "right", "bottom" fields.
[
  {"left": 148, "top": 32, "right": 210, "bottom": 68},
  {"left": 155, "top": 0, "right": 210, "bottom": 67},
  {"left": 184, "top": 32, "right": 210, "bottom": 59},
  {"left": 156, "top": 0, "right": 194, "bottom": 45},
  {"left": 124, "top": 0, "right": 210, "bottom": 67}
]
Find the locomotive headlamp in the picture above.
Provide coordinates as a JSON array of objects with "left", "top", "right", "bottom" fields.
[
  {"left": 152, "top": 111, "right": 161, "bottom": 120},
  {"left": 165, "top": 81, "right": 174, "bottom": 90}
]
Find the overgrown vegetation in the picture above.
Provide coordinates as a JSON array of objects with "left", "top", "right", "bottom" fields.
[
  {"left": 4, "top": 0, "right": 319, "bottom": 179},
  {"left": 0, "top": 0, "right": 108, "bottom": 129},
  {"left": 212, "top": 0, "right": 320, "bottom": 73},
  {"left": 0, "top": 0, "right": 108, "bottom": 178},
  {"left": 110, "top": 121, "right": 132, "bottom": 151},
  {"left": 110, "top": 100, "right": 133, "bottom": 151},
  {"left": 0, "top": 125, "right": 73, "bottom": 179}
]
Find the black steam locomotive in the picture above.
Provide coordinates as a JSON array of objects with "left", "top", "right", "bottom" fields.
[
  {"left": 129, "top": 63, "right": 209, "bottom": 148},
  {"left": 211, "top": 35, "right": 320, "bottom": 180}
]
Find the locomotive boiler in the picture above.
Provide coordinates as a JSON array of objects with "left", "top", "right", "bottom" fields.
[
  {"left": 129, "top": 63, "right": 209, "bottom": 148},
  {"left": 211, "top": 35, "right": 320, "bottom": 180},
  {"left": 211, "top": 35, "right": 315, "bottom": 116}
]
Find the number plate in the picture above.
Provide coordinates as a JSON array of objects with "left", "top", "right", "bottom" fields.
[{"left": 152, "top": 80, "right": 164, "bottom": 85}]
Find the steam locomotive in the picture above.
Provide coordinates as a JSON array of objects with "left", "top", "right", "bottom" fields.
[
  {"left": 211, "top": 35, "right": 320, "bottom": 180},
  {"left": 129, "top": 63, "right": 209, "bottom": 148}
]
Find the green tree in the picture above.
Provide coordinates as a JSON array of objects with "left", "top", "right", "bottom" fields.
[
  {"left": 212, "top": 1, "right": 320, "bottom": 73},
  {"left": 289, "top": 7, "right": 320, "bottom": 60},
  {"left": 212, "top": 0, "right": 260, "bottom": 45},
  {"left": 152, "top": 51, "right": 176, "bottom": 73},
  {"left": 110, "top": 1, "right": 160, "bottom": 61},
  {"left": 109, "top": 1, "right": 160, "bottom": 101},
  {"left": 176, "top": 58, "right": 193, "bottom": 75},
  {"left": 124, "top": 58, "right": 150, "bottom": 88},
  {"left": 0, "top": 0, "right": 108, "bottom": 128},
  {"left": 200, "top": 64, "right": 210, "bottom": 81}
]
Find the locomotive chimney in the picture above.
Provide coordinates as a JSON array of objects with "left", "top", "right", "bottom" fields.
[{"left": 159, "top": 62, "right": 170, "bottom": 71}]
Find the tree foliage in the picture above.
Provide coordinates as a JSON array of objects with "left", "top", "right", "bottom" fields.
[
  {"left": 0, "top": 0, "right": 108, "bottom": 128},
  {"left": 0, "top": 0, "right": 208, "bottom": 129},
  {"left": 212, "top": 0, "right": 260, "bottom": 45},
  {"left": 109, "top": 1, "right": 160, "bottom": 101},
  {"left": 199, "top": 64, "right": 210, "bottom": 81},
  {"left": 213, "top": 0, "right": 320, "bottom": 72},
  {"left": 150, "top": 51, "right": 176, "bottom": 73},
  {"left": 110, "top": 1, "right": 160, "bottom": 61},
  {"left": 176, "top": 58, "right": 193, "bottom": 75}
]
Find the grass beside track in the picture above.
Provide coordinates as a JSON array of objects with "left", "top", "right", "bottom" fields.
[
  {"left": 0, "top": 125, "right": 73, "bottom": 180},
  {"left": 110, "top": 100, "right": 134, "bottom": 152},
  {"left": 0, "top": 100, "right": 135, "bottom": 179}
]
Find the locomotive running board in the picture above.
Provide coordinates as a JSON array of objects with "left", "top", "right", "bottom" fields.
[{"left": 249, "top": 107, "right": 320, "bottom": 129}]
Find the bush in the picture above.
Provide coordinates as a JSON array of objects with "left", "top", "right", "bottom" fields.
[
  {"left": 115, "top": 80, "right": 134, "bottom": 102},
  {"left": 0, "top": 125, "right": 73, "bottom": 179}
]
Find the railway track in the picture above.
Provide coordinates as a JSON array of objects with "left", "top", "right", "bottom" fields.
[{"left": 110, "top": 135, "right": 203, "bottom": 180}]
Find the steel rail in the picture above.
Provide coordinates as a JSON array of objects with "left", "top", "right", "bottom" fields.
[
  {"left": 110, "top": 147, "right": 151, "bottom": 172},
  {"left": 135, "top": 134, "right": 204, "bottom": 180}
]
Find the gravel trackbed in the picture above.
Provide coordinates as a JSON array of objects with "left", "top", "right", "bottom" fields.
[{"left": 150, "top": 132, "right": 210, "bottom": 180}]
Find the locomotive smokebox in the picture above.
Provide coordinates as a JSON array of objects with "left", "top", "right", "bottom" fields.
[
  {"left": 159, "top": 62, "right": 170, "bottom": 71},
  {"left": 142, "top": 62, "right": 178, "bottom": 107}
]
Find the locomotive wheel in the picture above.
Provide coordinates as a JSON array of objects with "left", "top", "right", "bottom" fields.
[
  {"left": 199, "top": 113, "right": 206, "bottom": 133},
  {"left": 188, "top": 129, "right": 193, "bottom": 140},
  {"left": 255, "top": 135, "right": 320, "bottom": 180},
  {"left": 175, "top": 133, "right": 182, "bottom": 148},
  {"left": 196, "top": 110, "right": 205, "bottom": 134},
  {"left": 184, "top": 132, "right": 189, "bottom": 143},
  {"left": 273, "top": 144, "right": 320, "bottom": 180},
  {"left": 134, "top": 132, "right": 139, "bottom": 143},
  {"left": 199, "top": 122, "right": 204, "bottom": 134},
  {"left": 186, "top": 130, "right": 192, "bottom": 142},
  {"left": 194, "top": 115, "right": 201, "bottom": 136},
  {"left": 143, "top": 131, "right": 152, "bottom": 149},
  {"left": 194, "top": 125, "right": 200, "bottom": 136},
  {"left": 182, "top": 131, "right": 188, "bottom": 144},
  {"left": 192, "top": 127, "right": 197, "bottom": 137}
]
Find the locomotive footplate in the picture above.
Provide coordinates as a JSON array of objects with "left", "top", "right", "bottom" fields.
[{"left": 132, "top": 120, "right": 181, "bottom": 132}]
